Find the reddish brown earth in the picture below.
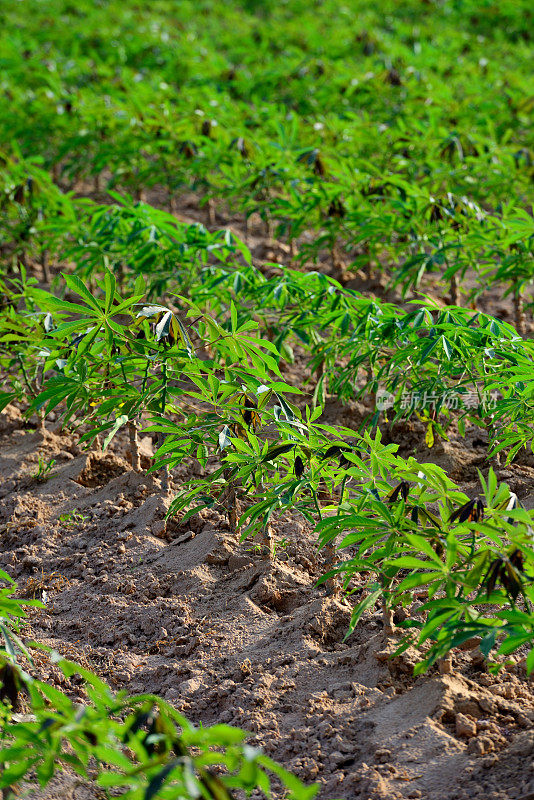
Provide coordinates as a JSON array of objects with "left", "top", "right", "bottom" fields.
[
  {"left": 1, "top": 401, "right": 534, "bottom": 800},
  {"left": 2, "top": 200, "right": 534, "bottom": 799}
]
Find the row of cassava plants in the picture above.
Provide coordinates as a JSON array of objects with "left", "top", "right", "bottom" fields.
[
  {"left": 2, "top": 145, "right": 533, "bottom": 326},
  {"left": 2, "top": 268, "right": 534, "bottom": 675},
  {"left": 38, "top": 188, "right": 534, "bottom": 461},
  {"left": 5, "top": 190, "right": 534, "bottom": 475},
  {"left": 4, "top": 217, "right": 534, "bottom": 467},
  {"left": 1, "top": 149, "right": 532, "bottom": 465},
  {"left": 1, "top": 0, "right": 533, "bottom": 309},
  {"left": 146, "top": 384, "right": 534, "bottom": 674}
]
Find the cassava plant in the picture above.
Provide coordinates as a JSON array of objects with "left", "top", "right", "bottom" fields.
[
  {"left": 318, "top": 460, "right": 534, "bottom": 675},
  {"left": 0, "top": 572, "right": 316, "bottom": 800}
]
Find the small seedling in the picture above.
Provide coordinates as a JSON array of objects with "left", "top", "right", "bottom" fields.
[
  {"left": 31, "top": 455, "right": 57, "bottom": 482},
  {"left": 272, "top": 537, "right": 290, "bottom": 561},
  {"left": 125, "top": 555, "right": 144, "bottom": 571},
  {"left": 59, "top": 510, "right": 87, "bottom": 528}
]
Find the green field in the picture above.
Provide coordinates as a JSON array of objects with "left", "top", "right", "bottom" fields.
[{"left": 1, "top": 1, "right": 534, "bottom": 797}]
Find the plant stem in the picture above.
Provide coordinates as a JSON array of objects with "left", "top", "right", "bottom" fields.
[
  {"left": 220, "top": 467, "right": 240, "bottom": 536},
  {"left": 159, "top": 360, "right": 169, "bottom": 493},
  {"left": 311, "top": 487, "right": 323, "bottom": 522},
  {"left": 382, "top": 602, "right": 395, "bottom": 635},
  {"left": 438, "top": 654, "right": 453, "bottom": 674},
  {"left": 41, "top": 248, "right": 50, "bottom": 283},
  {"left": 141, "top": 358, "right": 150, "bottom": 395},
  {"left": 363, "top": 242, "right": 373, "bottom": 281},
  {"left": 483, "top": 408, "right": 502, "bottom": 467},
  {"left": 323, "top": 540, "right": 339, "bottom": 595},
  {"left": 439, "top": 226, "right": 459, "bottom": 307},
  {"left": 450, "top": 272, "right": 459, "bottom": 306},
  {"left": 207, "top": 198, "right": 216, "bottom": 226},
  {"left": 228, "top": 483, "right": 239, "bottom": 534},
  {"left": 18, "top": 356, "right": 36, "bottom": 398},
  {"left": 331, "top": 239, "right": 345, "bottom": 284},
  {"left": 338, "top": 475, "right": 348, "bottom": 509},
  {"left": 513, "top": 279, "right": 526, "bottom": 335},
  {"left": 128, "top": 421, "right": 141, "bottom": 472},
  {"left": 381, "top": 576, "right": 396, "bottom": 635},
  {"left": 260, "top": 524, "right": 274, "bottom": 560}
]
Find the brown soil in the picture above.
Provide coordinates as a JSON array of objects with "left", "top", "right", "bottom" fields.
[
  {"left": 1, "top": 403, "right": 534, "bottom": 800},
  {"left": 2, "top": 199, "right": 534, "bottom": 800}
]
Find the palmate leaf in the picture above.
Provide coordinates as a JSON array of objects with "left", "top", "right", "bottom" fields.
[
  {"left": 137, "top": 305, "right": 194, "bottom": 354},
  {"left": 2, "top": 647, "right": 316, "bottom": 799},
  {"left": 29, "top": 288, "right": 96, "bottom": 319},
  {"left": 294, "top": 455, "right": 305, "bottom": 477},
  {"left": 261, "top": 442, "right": 296, "bottom": 462},
  {"left": 0, "top": 622, "right": 36, "bottom": 666},
  {"left": 218, "top": 425, "right": 232, "bottom": 452},
  {"left": 388, "top": 480, "right": 409, "bottom": 503},
  {"left": 155, "top": 311, "right": 173, "bottom": 342},
  {"left": 419, "top": 337, "right": 440, "bottom": 363},
  {"left": 64, "top": 273, "right": 103, "bottom": 314},
  {"left": 30, "top": 271, "right": 143, "bottom": 349},
  {"left": 345, "top": 588, "right": 381, "bottom": 638},
  {"left": 144, "top": 759, "right": 182, "bottom": 800},
  {"left": 30, "top": 372, "right": 90, "bottom": 416},
  {"left": 102, "top": 414, "right": 129, "bottom": 451},
  {"left": 403, "top": 533, "right": 444, "bottom": 566},
  {"left": 136, "top": 305, "right": 169, "bottom": 319},
  {"left": 387, "top": 556, "right": 437, "bottom": 571},
  {"left": 395, "top": 570, "right": 444, "bottom": 593},
  {"left": 0, "top": 391, "right": 16, "bottom": 413},
  {"left": 449, "top": 497, "right": 484, "bottom": 524}
]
